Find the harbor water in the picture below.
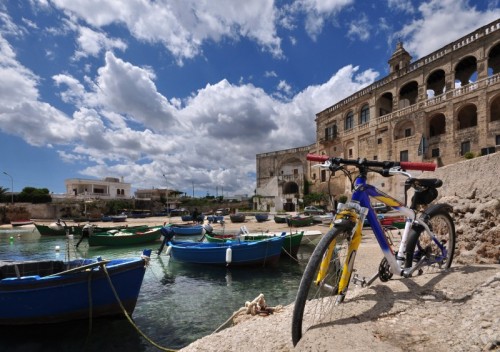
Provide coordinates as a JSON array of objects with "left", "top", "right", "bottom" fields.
[{"left": 0, "top": 227, "right": 316, "bottom": 351}]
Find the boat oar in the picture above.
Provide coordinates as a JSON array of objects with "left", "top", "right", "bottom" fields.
[{"left": 44, "top": 260, "right": 111, "bottom": 278}]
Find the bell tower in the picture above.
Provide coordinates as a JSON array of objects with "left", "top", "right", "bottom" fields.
[{"left": 388, "top": 41, "right": 412, "bottom": 73}]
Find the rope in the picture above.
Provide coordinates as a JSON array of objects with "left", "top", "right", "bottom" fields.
[
  {"left": 211, "top": 293, "right": 283, "bottom": 334},
  {"left": 100, "top": 259, "right": 178, "bottom": 352}
]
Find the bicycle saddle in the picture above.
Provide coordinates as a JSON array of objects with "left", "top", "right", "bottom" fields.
[{"left": 405, "top": 178, "right": 443, "bottom": 188}]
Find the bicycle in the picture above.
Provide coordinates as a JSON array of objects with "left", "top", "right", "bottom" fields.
[{"left": 291, "top": 154, "right": 456, "bottom": 346}]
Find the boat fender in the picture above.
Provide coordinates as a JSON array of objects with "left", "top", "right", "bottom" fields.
[
  {"left": 226, "top": 247, "right": 232, "bottom": 264},
  {"left": 165, "top": 245, "right": 172, "bottom": 256}
]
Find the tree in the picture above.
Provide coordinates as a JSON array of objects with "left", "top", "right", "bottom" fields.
[
  {"left": 17, "top": 187, "right": 52, "bottom": 204},
  {"left": 0, "top": 186, "right": 7, "bottom": 202}
]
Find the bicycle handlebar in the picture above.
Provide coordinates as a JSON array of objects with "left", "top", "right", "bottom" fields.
[{"left": 306, "top": 154, "right": 436, "bottom": 171}]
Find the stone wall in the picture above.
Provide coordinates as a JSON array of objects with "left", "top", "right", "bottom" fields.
[{"left": 421, "top": 152, "right": 500, "bottom": 264}]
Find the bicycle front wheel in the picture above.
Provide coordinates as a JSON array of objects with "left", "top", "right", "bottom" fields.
[{"left": 291, "top": 226, "right": 351, "bottom": 346}]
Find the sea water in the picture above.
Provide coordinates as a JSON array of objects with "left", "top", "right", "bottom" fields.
[{"left": 0, "top": 228, "right": 315, "bottom": 351}]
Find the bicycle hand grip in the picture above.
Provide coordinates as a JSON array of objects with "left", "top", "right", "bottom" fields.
[
  {"left": 306, "top": 154, "right": 329, "bottom": 162},
  {"left": 400, "top": 161, "right": 436, "bottom": 171}
]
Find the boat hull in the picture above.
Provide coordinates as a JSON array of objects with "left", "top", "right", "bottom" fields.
[
  {"left": 0, "top": 253, "right": 150, "bottom": 325},
  {"left": 88, "top": 226, "right": 162, "bottom": 247},
  {"left": 205, "top": 231, "right": 304, "bottom": 257},
  {"left": 170, "top": 224, "right": 203, "bottom": 236},
  {"left": 169, "top": 236, "right": 284, "bottom": 266}
]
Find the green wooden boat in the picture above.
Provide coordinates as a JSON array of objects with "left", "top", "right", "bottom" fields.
[
  {"left": 287, "top": 215, "right": 314, "bottom": 227},
  {"left": 273, "top": 214, "right": 290, "bottom": 224},
  {"left": 34, "top": 222, "right": 146, "bottom": 237},
  {"left": 88, "top": 225, "right": 163, "bottom": 247},
  {"left": 204, "top": 231, "right": 304, "bottom": 257}
]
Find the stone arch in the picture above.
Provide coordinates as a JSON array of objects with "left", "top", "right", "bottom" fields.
[
  {"left": 283, "top": 181, "right": 299, "bottom": 194},
  {"left": 490, "top": 94, "right": 500, "bottom": 122},
  {"left": 428, "top": 113, "right": 446, "bottom": 137},
  {"left": 399, "top": 81, "right": 418, "bottom": 108},
  {"left": 454, "top": 55, "right": 478, "bottom": 87},
  {"left": 487, "top": 41, "right": 500, "bottom": 75},
  {"left": 426, "top": 69, "right": 446, "bottom": 97},
  {"left": 457, "top": 104, "right": 477, "bottom": 129},
  {"left": 344, "top": 140, "right": 355, "bottom": 158},
  {"left": 394, "top": 119, "right": 415, "bottom": 140},
  {"left": 377, "top": 92, "right": 393, "bottom": 117}
]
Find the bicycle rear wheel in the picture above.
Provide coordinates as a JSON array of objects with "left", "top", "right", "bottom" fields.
[
  {"left": 407, "top": 209, "right": 455, "bottom": 270},
  {"left": 291, "top": 226, "right": 351, "bottom": 346}
]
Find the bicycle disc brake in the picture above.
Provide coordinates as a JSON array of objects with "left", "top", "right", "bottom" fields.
[{"left": 378, "top": 257, "right": 393, "bottom": 282}]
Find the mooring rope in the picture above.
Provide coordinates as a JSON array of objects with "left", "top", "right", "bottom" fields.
[
  {"left": 211, "top": 293, "right": 283, "bottom": 334},
  {"left": 100, "top": 259, "right": 178, "bottom": 352}
]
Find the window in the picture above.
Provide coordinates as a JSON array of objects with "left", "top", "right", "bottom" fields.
[
  {"left": 460, "top": 141, "right": 471, "bottom": 156},
  {"left": 324, "top": 124, "right": 337, "bottom": 141},
  {"left": 360, "top": 105, "right": 370, "bottom": 124},
  {"left": 293, "top": 169, "right": 298, "bottom": 175},
  {"left": 321, "top": 170, "right": 327, "bottom": 182},
  {"left": 377, "top": 138, "right": 382, "bottom": 144},
  {"left": 431, "top": 148, "right": 440, "bottom": 157},
  {"left": 348, "top": 148, "right": 353, "bottom": 157},
  {"left": 496, "top": 135, "right": 500, "bottom": 145},
  {"left": 270, "top": 171, "right": 274, "bottom": 177},
  {"left": 405, "top": 128, "right": 412, "bottom": 137},
  {"left": 312, "top": 173, "right": 316, "bottom": 180},
  {"left": 345, "top": 112, "right": 354, "bottom": 130},
  {"left": 373, "top": 155, "right": 378, "bottom": 160},
  {"left": 400, "top": 150, "right": 409, "bottom": 161}
]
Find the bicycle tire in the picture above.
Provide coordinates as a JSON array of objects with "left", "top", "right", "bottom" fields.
[
  {"left": 406, "top": 209, "right": 455, "bottom": 270},
  {"left": 291, "top": 226, "right": 351, "bottom": 346}
]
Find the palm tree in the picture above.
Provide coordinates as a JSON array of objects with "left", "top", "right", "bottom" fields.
[{"left": 0, "top": 186, "right": 7, "bottom": 201}]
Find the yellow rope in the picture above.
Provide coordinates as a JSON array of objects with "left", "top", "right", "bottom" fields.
[{"left": 101, "top": 260, "right": 178, "bottom": 352}]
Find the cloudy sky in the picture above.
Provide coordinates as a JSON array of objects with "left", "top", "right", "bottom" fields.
[{"left": 0, "top": 0, "right": 499, "bottom": 198}]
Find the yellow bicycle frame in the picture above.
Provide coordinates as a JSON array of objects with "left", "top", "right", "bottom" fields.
[{"left": 315, "top": 207, "right": 364, "bottom": 294}]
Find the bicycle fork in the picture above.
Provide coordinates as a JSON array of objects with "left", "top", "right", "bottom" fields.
[{"left": 315, "top": 205, "right": 366, "bottom": 304}]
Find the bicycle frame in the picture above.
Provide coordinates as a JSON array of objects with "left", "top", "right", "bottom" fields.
[{"left": 316, "top": 175, "right": 419, "bottom": 296}]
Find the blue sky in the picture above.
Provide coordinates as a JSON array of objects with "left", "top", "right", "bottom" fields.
[{"left": 0, "top": 0, "right": 499, "bottom": 198}]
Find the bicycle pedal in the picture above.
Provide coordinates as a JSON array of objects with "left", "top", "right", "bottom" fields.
[{"left": 351, "top": 274, "right": 366, "bottom": 286}]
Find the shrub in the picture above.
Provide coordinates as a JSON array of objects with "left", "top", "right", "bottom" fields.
[{"left": 464, "top": 151, "right": 475, "bottom": 159}]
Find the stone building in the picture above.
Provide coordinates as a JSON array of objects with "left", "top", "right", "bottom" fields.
[{"left": 256, "top": 19, "right": 500, "bottom": 211}]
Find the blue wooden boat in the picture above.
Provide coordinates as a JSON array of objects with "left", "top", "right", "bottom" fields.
[
  {"left": 0, "top": 249, "right": 151, "bottom": 325},
  {"left": 164, "top": 235, "right": 285, "bottom": 267},
  {"left": 207, "top": 215, "right": 224, "bottom": 223},
  {"left": 255, "top": 213, "right": 269, "bottom": 222},
  {"left": 170, "top": 224, "right": 204, "bottom": 236},
  {"left": 181, "top": 215, "right": 193, "bottom": 222}
]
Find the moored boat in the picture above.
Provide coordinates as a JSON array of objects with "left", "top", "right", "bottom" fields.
[
  {"left": 229, "top": 213, "right": 246, "bottom": 223},
  {"left": 205, "top": 231, "right": 304, "bottom": 257},
  {"left": 274, "top": 214, "right": 290, "bottom": 224},
  {"left": 162, "top": 235, "right": 285, "bottom": 267},
  {"left": 88, "top": 226, "right": 162, "bottom": 247},
  {"left": 255, "top": 213, "right": 269, "bottom": 222},
  {"left": 287, "top": 215, "right": 314, "bottom": 227},
  {"left": 170, "top": 224, "right": 204, "bottom": 236},
  {"left": 10, "top": 220, "right": 34, "bottom": 227},
  {"left": 0, "top": 249, "right": 151, "bottom": 325}
]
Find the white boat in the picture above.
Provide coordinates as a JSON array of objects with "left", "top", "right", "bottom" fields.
[
  {"left": 312, "top": 213, "right": 334, "bottom": 224},
  {"left": 299, "top": 230, "right": 323, "bottom": 245}
]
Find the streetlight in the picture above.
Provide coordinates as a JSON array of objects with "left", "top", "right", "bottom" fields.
[{"left": 3, "top": 172, "right": 13, "bottom": 204}]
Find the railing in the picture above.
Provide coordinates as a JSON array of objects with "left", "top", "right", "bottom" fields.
[{"left": 317, "top": 18, "right": 500, "bottom": 118}]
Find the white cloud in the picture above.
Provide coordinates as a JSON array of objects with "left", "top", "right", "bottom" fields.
[
  {"left": 48, "top": 0, "right": 283, "bottom": 63},
  {"left": 74, "top": 25, "right": 127, "bottom": 59},
  {"left": 387, "top": 0, "right": 415, "bottom": 13},
  {"left": 347, "top": 13, "right": 371, "bottom": 41},
  {"left": 397, "top": 0, "right": 500, "bottom": 58}
]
